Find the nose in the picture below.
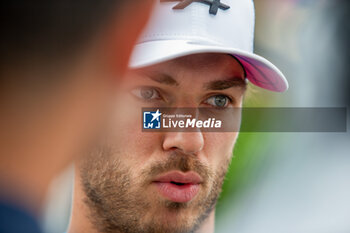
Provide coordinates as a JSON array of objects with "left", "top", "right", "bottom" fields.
[{"left": 162, "top": 131, "right": 204, "bottom": 155}]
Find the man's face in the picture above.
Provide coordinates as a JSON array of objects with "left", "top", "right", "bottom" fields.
[{"left": 79, "top": 53, "right": 246, "bottom": 233}]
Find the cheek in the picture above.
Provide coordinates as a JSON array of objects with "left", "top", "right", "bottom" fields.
[
  {"left": 203, "top": 132, "right": 238, "bottom": 168},
  {"left": 108, "top": 105, "right": 164, "bottom": 168}
]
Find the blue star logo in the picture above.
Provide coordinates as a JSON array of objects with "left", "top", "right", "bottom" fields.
[{"left": 143, "top": 109, "right": 162, "bottom": 129}]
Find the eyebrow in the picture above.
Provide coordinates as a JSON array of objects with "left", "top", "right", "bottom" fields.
[
  {"left": 141, "top": 71, "right": 246, "bottom": 90},
  {"left": 204, "top": 77, "right": 247, "bottom": 90},
  {"left": 143, "top": 72, "right": 179, "bottom": 86}
]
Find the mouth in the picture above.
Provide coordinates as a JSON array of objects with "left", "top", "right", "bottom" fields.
[{"left": 152, "top": 171, "right": 202, "bottom": 203}]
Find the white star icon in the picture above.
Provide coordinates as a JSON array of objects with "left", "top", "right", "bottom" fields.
[{"left": 151, "top": 109, "right": 162, "bottom": 122}]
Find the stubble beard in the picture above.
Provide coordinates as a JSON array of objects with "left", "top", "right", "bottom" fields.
[{"left": 80, "top": 145, "right": 230, "bottom": 233}]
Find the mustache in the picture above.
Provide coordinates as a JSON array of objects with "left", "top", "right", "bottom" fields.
[{"left": 142, "top": 151, "right": 213, "bottom": 185}]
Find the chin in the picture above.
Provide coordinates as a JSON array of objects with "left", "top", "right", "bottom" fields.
[
  {"left": 145, "top": 202, "right": 200, "bottom": 227},
  {"left": 143, "top": 213, "right": 197, "bottom": 233}
]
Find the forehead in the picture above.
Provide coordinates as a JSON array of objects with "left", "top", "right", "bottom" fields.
[{"left": 135, "top": 53, "right": 245, "bottom": 82}]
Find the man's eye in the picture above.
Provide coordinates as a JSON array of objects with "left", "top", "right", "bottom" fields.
[
  {"left": 205, "top": 95, "right": 231, "bottom": 108},
  {"left": 131, "top": 87, "right": 160, "bottom": 100}
]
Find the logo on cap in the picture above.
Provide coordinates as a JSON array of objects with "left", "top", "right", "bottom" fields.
[{"left": 161, "top": 0, "right": 230, "bottom": 15}]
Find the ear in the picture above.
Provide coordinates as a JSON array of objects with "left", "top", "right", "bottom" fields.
[{"left": 105, "top": 0, "right": 155, "bottom": 76}]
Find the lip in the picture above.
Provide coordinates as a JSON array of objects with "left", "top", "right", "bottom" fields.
[{"left": 153, "top": 171, "right": 202, "bottom": 203}]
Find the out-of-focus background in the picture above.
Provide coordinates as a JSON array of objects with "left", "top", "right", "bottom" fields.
[{"left": 42, "top": 0, "right": 350, "bottom": 232}]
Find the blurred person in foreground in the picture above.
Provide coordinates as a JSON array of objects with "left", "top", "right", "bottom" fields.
[
  {"left": 0, "top": 1, "right": 154, "bottom": 232},
  {"left": 69, "top": 1, "right": 288, "bottom": 233}
]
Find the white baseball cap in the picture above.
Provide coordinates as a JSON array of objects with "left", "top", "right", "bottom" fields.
[{"left": 129, "top": 0, "right": 288, "bottom": 92}]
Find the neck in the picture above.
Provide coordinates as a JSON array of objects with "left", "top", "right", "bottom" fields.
[
  {"left": 0, "top": 152, "right": 53, "bottom": 216},
  {"left": 0, "top": 119, "right": 70, "bottom": 216},
  {"left": 196, "top": 211, "right": 215, "bottom": 233},
  {"left": 0, "top": 98, "right": 79, "bottom": 216}
]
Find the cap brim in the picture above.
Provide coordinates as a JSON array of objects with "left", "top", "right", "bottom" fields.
[{"left": 129, "top": 40, "right": 288, "bottom": 92}]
